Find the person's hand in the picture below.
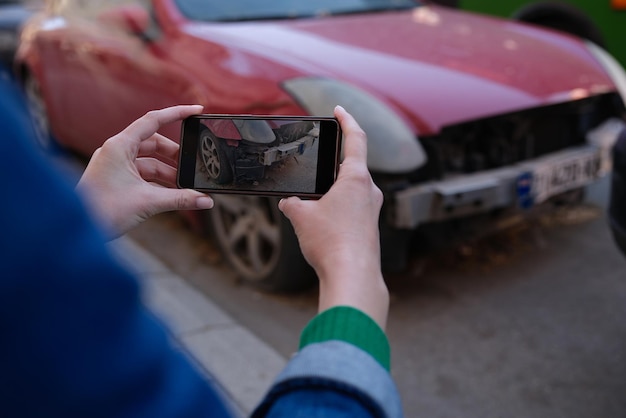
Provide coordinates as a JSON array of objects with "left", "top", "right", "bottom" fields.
[
  {"left": 278, "top": 106, "right": 389, "bottom": 329},
  {"left": 76, "top": 105, "right": 214, "bottom": 239}
]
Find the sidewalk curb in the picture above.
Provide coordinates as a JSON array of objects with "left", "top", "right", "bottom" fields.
[{"left": 109, "top": 237, "right": 288, "bottom": 416}]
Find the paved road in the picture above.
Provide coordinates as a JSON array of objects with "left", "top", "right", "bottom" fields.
[{"left": 128, "top": 178, "right": 626, "bottom": 418}]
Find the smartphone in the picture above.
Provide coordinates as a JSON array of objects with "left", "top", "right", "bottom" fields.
[{"left": 177, "top": 114, "right": 342, "bottom": 198}]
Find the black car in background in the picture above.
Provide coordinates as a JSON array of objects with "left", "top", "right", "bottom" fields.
[{"left": 0, "top": 0, "right": 36, "bottom": 68}]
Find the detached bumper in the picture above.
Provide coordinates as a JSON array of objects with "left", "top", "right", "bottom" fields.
[
  {"left": 391, "top": 147, "right": 605, "bottom": 229},
  {"left": 390, "top": 119, "right": 626, "bottom": 229},
  {"left": 259, "top": 135, "right": 316, "bottom": 166}
]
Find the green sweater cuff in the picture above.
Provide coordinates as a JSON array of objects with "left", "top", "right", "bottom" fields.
[{"left": 299, "top": 306, "right": 390, "bottom": 371}]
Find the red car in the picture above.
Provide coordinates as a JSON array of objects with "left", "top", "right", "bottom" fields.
[{"left": 16, "top": 0, "right": 626, "bottom": 291}]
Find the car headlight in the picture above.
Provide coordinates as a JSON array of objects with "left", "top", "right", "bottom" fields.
[
  {"left": 282, "top": 77, "right": 426, "bottom": 173},
  {"left": 586, "top": 41, "right": 626, "bottom": 104}
]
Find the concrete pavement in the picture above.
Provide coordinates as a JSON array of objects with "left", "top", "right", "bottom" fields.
[{"left": 109, "top": 237, "right": 288, "bottom": 417}]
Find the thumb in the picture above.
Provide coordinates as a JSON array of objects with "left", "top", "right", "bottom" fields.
[{"left": 278, "top": 196, "right": 303, "bottom": 221}]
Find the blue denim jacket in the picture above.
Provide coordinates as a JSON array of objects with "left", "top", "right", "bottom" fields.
[
  {"left": 253, "top": 341, "right": 402, "bottom": 417},
  {"left": 0, "top": 67, "right": 402, "bottom": 418}
]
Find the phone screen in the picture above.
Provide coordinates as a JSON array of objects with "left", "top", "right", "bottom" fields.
[{"left": 177, "top": 115, "right": 341, "bottom": 198}]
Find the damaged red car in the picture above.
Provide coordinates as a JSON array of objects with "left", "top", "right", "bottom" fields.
[{"left": 15, "top": 0, "right": 626, "bottom": 290}]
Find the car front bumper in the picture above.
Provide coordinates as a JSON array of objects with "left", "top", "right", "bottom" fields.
[
  {"left": 390, "top": 119, "right": 625, "bottom": 229},
  {"left": 259, "top": 134, "right": 316, "bottom": 166}
]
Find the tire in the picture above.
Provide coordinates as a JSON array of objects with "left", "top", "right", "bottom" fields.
[
  {"left": 380, "top": 219, "right": 412, "bottom": 273},
  {"left": 199, "top": 126, "right": 234, "bottom": 184},
  {"left": 23, "top": 74, "right": 57, "bottom": 152},
  {"left": 513, "top": 2, "right": 606, "bottom": 48},
  {"left": 205, "top": 195, "right": 317, "bottom": 292}
]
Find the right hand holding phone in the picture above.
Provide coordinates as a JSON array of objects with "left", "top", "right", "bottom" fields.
[{"left": 278, "top": 106, "right": 389, "bottom": 330}]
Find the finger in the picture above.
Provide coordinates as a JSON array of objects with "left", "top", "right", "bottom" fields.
[
  {"left": 123, "top": 105, "right": 204, "bottom": 147},
  {"left": 137, "top": 133, "right": 181, "bottom": 164},
  {"left": 334, "top": 105, "right": 368, "bottom": 167},
  {"left": 149, "top": 188, "right": 214, "bottom": 212},
  {"left": 136, "top": 157, "right": 178, "bottom": 187}
]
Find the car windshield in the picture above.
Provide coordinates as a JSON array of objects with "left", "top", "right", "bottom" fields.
[{"left": 174, "top": 0, "right": 420, "bottom": 22}]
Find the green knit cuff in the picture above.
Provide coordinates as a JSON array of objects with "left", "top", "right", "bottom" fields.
[{"left": 299, "top": 306, "right": 390, "bottom": 371}]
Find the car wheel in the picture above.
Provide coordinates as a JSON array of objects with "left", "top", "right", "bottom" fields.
[
  {"left": 513, "top": 2, "right": 606, "bottom": 48},
  {"left": 205, "top": 195, "right": 316, "bottom": 292},
  {"left": 23, "top": 74, "right": 55, "bottom": 151},
  {"left": 200, "top": 126, "right": 234, "bottom": 184}
]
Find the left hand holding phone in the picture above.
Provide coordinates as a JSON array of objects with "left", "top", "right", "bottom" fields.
[{"left": 76, "top": 105, "right": 214, "bottom": 239}]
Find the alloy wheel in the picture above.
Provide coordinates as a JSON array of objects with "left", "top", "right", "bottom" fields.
[{"left": 209, "top": 195, "right": 282, "bottom": 281}]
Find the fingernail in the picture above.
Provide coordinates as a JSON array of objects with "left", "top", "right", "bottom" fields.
[
  {"left": 197, "top": 196, "right": 214, "bottom": 209},
  {"left": 335, "top": 105, "right": 345, "bottom": 112}
]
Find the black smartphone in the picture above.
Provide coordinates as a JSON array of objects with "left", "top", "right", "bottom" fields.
[{"left": 177, "top": 114, "right": 342, "bottom": 198}]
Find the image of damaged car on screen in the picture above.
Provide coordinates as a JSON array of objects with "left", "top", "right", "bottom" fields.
[{"left": 194, "top": 118, "right": 319, "bottom": 193}]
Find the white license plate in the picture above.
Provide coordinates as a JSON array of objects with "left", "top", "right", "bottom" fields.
[{"left": 524, "top": 151, "right": 602, "bottom": 204}]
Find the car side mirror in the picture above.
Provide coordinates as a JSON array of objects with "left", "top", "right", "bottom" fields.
[{"left": 98, "top": 5, "right": 152, "bottom": 40}]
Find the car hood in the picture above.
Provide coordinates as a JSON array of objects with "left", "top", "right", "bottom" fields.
[{"left": 184, "top": 5, "right": 615, "bottom": 134}]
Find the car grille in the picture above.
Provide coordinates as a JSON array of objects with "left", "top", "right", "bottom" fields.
[{"left": 414, "top": 92, "right": 625, "bottom": 181}]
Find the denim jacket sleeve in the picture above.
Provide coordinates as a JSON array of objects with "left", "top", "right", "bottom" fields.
[
  {"left": 251, "top": 340, "right": 404, "bottom": 418},
  {"left": 0, "top": 72, "right": 236, "bottom": 418}
]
